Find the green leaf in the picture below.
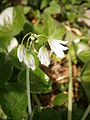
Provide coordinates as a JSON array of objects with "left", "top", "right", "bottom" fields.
[
  {"left": 40, "top": 0, "right": 49, "bottom": 9},
  {"left": 0, "top": 83, "right": 28, "bottom": 120},
  {"left": 23, "top": 6, "right": 31, "bottom": 15},
  {"left": 53, "top": 93, "right": 68, "bottom": 106},
  {"left": 44, "top": 3, "right": 61, "bottom": 15},
  {"left": 18, "top": 67, "right": 52, "bottom": 93},
  {"left": 33, "top": 107, "right": 62, "bottom": 120},
  {"left": 0, "top": 6, "right": 25, "bottom": 36},
  {"left": 35, "top": 15, "right": 66, "bottom": 46},
  {"left": 0, "top": 36, "right": 12, "bottom": 52},
  {"left": 78, "top": 50, "right": 90, "bottom": 63},
  {"left": 81, "top": 61, "right": 90, "bottom": 102},
  {"left": 23, "top": 20, "right": 34, "bottom": 34},
  {"left": 0, "top": 53, "right": 13, "bottom": 84},
  {"left": 18, "top": 68, "right": 52, "bottom": 93}
]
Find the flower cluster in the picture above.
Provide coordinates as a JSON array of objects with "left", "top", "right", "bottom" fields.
[
  {"left": 17, "top": 33, "right": 68, "bottom": 71},
  {"left": 17, "top": 33, "right": 37, "bottom": 71}
]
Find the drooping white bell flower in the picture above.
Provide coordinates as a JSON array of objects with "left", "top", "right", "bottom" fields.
[
  {"left": 38, "top": 46, "right": 50, "bottom": 66},
  {"left": 24, "top": 52, "right": 36, "bottom": 71},
  {"left": 48, "top": 39, "right": 68, "bottom": 58},
  {"left": 17, "top": 44, "right": 25, "bottom": 62}
]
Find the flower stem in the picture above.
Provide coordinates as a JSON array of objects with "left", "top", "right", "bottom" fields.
[
  {"left": 26, "top": 67, "right": 32, "bottom": 120},
  {"left": 22, "top": 32, "right": 31, "bottom": 44},
  {"left": 68, "top": 51, "right": 72, "bottom": 120},
  {"left": 81, "top": 104, "right": 90, "bottom": 120}
]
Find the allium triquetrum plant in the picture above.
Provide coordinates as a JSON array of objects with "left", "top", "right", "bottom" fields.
[{"left": 17, "top": 32, "right": 68, "bottom": 119}]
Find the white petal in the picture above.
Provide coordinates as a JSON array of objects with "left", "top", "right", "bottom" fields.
[
  {"left": 24, "top": 54, "right": 30, "bottom": 67},
  {"left": 50, "top": 39, "right": 68, "bottom": 51},
  {"left": 8, "top": 37, "right": 18, "bottom": 52},
  {"left": 53, "top": 39, "right": 68, "bottom": 45},
  {"left": 17, "top": 44, "right": 25, "bottom": 62},
  {"left": 48, "top": 39, "right": 68, "bottom": 58},
  {"left": 38, "top": 46, "right": 50, "bottom": 66},
  {"left": 28, "top": 54, "right": 36, "bottom": 70},
  {"left": 49, "top": 41, "right": 64, "bottom": 58},
  {"left": 24, "top": 53, "right": 36, "bottom": 71}
]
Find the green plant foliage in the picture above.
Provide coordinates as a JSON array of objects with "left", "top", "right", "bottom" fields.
[
  {"left": 0, "top": 36, "right": 12, "bottom": 52},
  {"left": 78, "top": 50, "right": 90, "bottom": 63},
  {"left": 72, "top": 104, "right": 84, "bottom": 120},
  {"left": 0, "top": 53, "right": 13, "bottom": 84},
  {"left": 0, "top": 6, "right": 25, "bottom": 37},
  {"left": 44, "top": 2, "right": 61, "bottom": 15},
  {"left": 18, "top": 67, "right": 52, "bottom": 93},
  {"left": 81, "top": 61, "right": 90, "bottom": 102},
  {"left": 33, "top": 107, "right": 62, "bottom": 120},
  {"left": 0, "top": 0, "right": 90, "bottom": 119},
  {"left": 0, "top": 83, "right": 28, "bottom": 120},
  {"left": 35, "top": 15, "right": 66, "bottom": 47},
  {"left": 53, "top": 93, "right": 68, "bottom": 106}
]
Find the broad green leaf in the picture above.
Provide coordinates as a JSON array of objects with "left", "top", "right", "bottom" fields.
[
  {"left": 0, "top": 36, "right": 12, "bottom": 52},
  {"left": 40, "top": 0, "right": 49, "bottom": 9},
  {"left": 0, "top": 6, "right": 25, "bottom": 36},
  {"left": 23, "top": 20, "right": 34, "bottom": 34},
  {"left": 81, "top": 61, "right": 90, "bottom": 102},
  {"left": 0, "top": 83, "right": 28, "bottom": 120},
  {"left": 17, "top": 67, "right": 52, "bottom": 93},
  {"left": 77, "top": 42, "right": 89, "bottom": 55},
  {"left": 78, "top": 50, "right": 90, "bottom": 63},
  {"left": 23, "top": 6, "right": 31, "bottom": 15},
  {"left": 53, "top": 93, "right": 68, "bottom": 106},
  {"left": 34, "top": 15, "right": 66, "bottom": 47},
  {"left": 33, "top": 107, "right": 62, "bottom": 120},
  {"left": 0, "top": 53, "right": 13, "bottom": 84},
  {"left": 44, "top": 3, "right": 61, "bottom": 15}
]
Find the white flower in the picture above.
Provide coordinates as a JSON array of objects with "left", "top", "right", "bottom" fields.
[
  {"left": 17, "top": 44, "right": 25, "bottom": 62},
  {"left": 38, "top": 46, "right": 50, "bottom": 66},
  {"left": 48, "top": 39, "right": 68, "bottom": 58},
  {"left": 24, "top": 53, "right": 36, "bottom": 71}
]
